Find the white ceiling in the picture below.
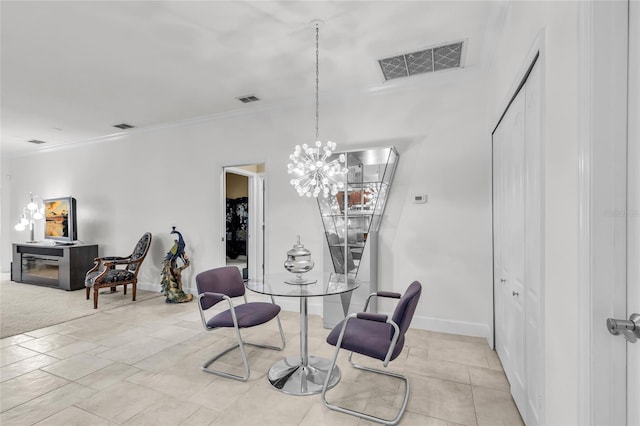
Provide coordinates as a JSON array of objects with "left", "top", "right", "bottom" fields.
[{"left": 1, "top": 1, "right": 502, "bottom": 156}]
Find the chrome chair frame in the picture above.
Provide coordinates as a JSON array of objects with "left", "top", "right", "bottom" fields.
[
  {"left": 197, "top": 291, "right": 286, "bottom": 382},
  {"left": 321, "top": 292, "right": 410, "bottom": 426}
]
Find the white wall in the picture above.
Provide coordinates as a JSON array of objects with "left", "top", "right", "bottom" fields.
[
  {"left": 0, "top": 3, "right": 592, "bottom": 423},
  {"left": 487, "top": 2, "right": 581, "bottom": 425},
  {"left": 1, "top": 72, "right": 494, "bottom": 339}
]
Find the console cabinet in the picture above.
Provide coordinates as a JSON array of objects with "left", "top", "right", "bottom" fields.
[{"left": 12, "top": 243, "right": 98, "bottom": 291}]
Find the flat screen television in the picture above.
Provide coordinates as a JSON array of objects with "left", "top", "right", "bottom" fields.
[{"left": 44, "top": 196, "right": 77, "bottom": 244}]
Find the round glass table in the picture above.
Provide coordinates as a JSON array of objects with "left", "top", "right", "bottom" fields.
[{"left": 245, "top": 271, "right": 361, "bottom": 395}]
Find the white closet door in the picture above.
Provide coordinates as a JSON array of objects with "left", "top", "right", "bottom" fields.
[
  {"left": 493, "top": 116, "right": 508, "bottom": 369},
  {"left": 501, "top": 86, "right": 527, "bottom": 414},
  {"left": 493, "top": 58, "right": 543, "bottom": 425},
  {"left": 523, "top": 60, "right": 543, "bottom": 424}
]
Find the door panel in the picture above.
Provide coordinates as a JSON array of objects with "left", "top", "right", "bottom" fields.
[
  {"left": 493, "top": 117, "right": 508, "bottom": 367},
  {"left": 587, "top": 2, "right": 629, "bottom": 424},
  {"left": 524, "top": 59, "right": 543, "bottom": 423},
  {"left": 493, "top": 58, "right": 543, "bottom": 425},
  {"left": 494, "top": 86, "right": 527, "bottom": 414},
  {"left": 506, "top": 88, "right": 527, "bottom": 414},
  {"left": 628, "top": 2, "right": 639, "bottom": 424}
]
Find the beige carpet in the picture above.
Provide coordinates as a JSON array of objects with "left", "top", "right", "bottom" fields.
[{"left": 0, "top": 273, "right": 163, "bottom": 338}]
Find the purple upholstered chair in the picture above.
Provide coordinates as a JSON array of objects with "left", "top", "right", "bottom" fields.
[
  {"left": 321, "top": 281, "right": 422, "bottom": 425},
  {"left": 196, "top": 266, "right": 285, "bottom": 381}
]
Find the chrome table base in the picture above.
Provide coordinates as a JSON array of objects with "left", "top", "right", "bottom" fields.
[
  {"left": 267, "top": 297, "right": 341, "bottom": 395},
  {"left": 268, "top": 356, "right": 340, "bottom": 395}
]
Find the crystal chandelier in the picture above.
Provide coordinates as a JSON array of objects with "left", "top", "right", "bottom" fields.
[{"left": 287, "top": 20, "right": 347, "bottom": 198}]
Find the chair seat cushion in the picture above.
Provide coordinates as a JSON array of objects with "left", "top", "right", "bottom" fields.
[
  {"left": 85, "top": 269, "right": 135, "bottom": 287},
  {"left": 326, "top": 317, "right": 405, "bottom": 362},
  {"left": 207, "top": 302, "right": 281, "bottom": 329}
]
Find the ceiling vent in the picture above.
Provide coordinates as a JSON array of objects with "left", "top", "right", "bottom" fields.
[
  {"left": 237, "top": 95, "right": 260, "bottom": 103},
  {"left": 27, "top": 139, "right": 46, "bottom": 144},
  {"left": 378, "top": 41, "right": 464, "bottom": 81},
  {"left": 113, "top": 123, "right": 135, "bottom": 129}
]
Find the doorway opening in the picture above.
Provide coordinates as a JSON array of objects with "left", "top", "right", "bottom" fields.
[{"left": 223, "top": 164, "right": 265, "bottom": 281}]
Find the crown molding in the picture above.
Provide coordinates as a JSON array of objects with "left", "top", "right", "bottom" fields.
[{"left": 3, "top": 64, "right": 485, "bottom": 160}]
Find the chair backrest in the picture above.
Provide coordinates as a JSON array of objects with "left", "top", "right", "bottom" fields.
[
  {"left": 196, "top": 266, "right": 245, "bottom": 310},
  {"left": 391, "top": 281, "right": 422, "bottom": 340},
  {"left": 127, "top": 232, "right": 152, "bottom": 272}
]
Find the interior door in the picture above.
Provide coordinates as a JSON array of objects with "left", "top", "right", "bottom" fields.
[
  {"left": 506, "top": 86, "right": 527, "bottom": 415},
  {"left": 493, "top": 84, "right": 527, "bottom": 415},
  {"left": 493, "top": 120, "right": 507, "bottom": 365},
  {"left": 523, "top": 60, "right": 543, "bottom": 424},
  {"left": 582, "top": 1, "right": 640, "bottom": 425},
  {"left": 589, "top": 2, "right": 637, "bottom": 425},
  {"left": 627, "top": 2, "right": 639, "bottom": 423},
  {"left": 493, "top": 57, "right": 543, "bottom": 424},
  {"left": 606, "top": 12, "right": 640, "bottom": 418}
]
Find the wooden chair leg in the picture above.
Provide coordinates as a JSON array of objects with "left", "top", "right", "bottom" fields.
[
  {"left": 93, "top": 287, "right": 99, "bottom": 309},
  {"left": 86, "top": 286, "right": 90, "bottom": 300},
  {"left": 132, "top": 282, "right": 137, "bottom": 301},
  {"left": 123, "top": 284, "right": 127, "bottom": 295}
]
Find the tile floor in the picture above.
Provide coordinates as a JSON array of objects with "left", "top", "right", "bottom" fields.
[{"left": 0, "top": 295, "right": 524, "bottom": 425}]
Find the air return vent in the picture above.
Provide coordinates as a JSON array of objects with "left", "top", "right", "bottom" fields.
[
  {"left": 237, "top": 95, "right": 260, "bottom": 103},
  {"left": 27, "top": 139, "right": 46, "bottom": 144},
  {"left": 113, "top": 123, "right": 135, "bottom": 129},
  {"left": 378, "top": 41, "right": 463, "bottom": 81}
]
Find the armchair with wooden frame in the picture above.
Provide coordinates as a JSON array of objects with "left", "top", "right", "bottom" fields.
[{"left": 85, "top": 232, "right": 152, "bottom": 309}]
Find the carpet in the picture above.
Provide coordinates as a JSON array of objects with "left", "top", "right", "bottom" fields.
[{"left": 0, "top": 273, "right": 163, "bottom": 338}]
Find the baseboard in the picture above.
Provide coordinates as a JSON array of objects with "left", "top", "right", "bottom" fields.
[
  {"left": 137, "top": 282, "right": 162, "bottom": 293},
  {"left": 152, "top": 282, "right": 491, "bottom": 344},
  {"left": 411, "top": 315, "right": 492, "bottom": 344},
  {"left": 274, "top": 297, "right": 324, "bottom": 316}
]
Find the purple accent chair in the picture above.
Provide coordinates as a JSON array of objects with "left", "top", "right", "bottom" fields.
[
  {"left": 196, "top": 266, "right": 286, "bottom": 381},
  {"left": 321, "top": 281, "right": 422, "bottom": 425}
]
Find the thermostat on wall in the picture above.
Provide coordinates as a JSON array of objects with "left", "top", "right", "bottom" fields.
[{"left": 413, "top": 194, "right": 428, "bottom": 204}]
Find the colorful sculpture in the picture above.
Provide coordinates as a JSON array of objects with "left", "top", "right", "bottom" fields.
[{"left": 161, "top": 226, "right": 193, "bottom": 303}]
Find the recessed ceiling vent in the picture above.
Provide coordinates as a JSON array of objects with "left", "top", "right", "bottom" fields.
[
  {"left": 237, "top": 95, "right": 260, "bottom": 103},
  {"left": 113, "top": 123, "right": 135, "bottom": 129},
  {"left": 27, "top": 139, "right": 46, "bottom": 144},
  {"left": 378, "top": 41, "right": 464, "bottom": 81}
]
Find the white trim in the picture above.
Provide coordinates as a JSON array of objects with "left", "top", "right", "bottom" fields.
[
  {"left": 220, "top": 168, "right": 227, "bottom": 269},
  {"left": 577, "top": 2, "right": 630, "bottom": 425},
  {"left": 137, "top": 282, "right": 162, "bottom": 293},
  {"left": 577, "top": 1, "right": 594, "bottom": 424},
  {"left": 491, "top": 31, "right": 544, "bottom": 131},
  {"left": 221, "top": 165, "right": 265, "bottom": 280},
  {"left": 149, "top": 280, "right": 492, "bottom": 341},
  {"left": 274, "top": 298, "right": 324, "bottom": 317},
  {"left": 269, "top": 297, "right": 492, "bottom": 340},
  {"left": 627, "top": 3, "right": 640, "bottom": 425},
  {"left": 412, "top": 315, "right": 492, "bottom": 343},
  {"left": 4, "top": 68, "right": 485, "bottom": 160}
]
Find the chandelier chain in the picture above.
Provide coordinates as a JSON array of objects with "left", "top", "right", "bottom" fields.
[
  {"left": 315, "top": 24, "right": 319, "bottom": 140},
  {"left": 286, "top": 19, "right": 346, "bottom": 198}
]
